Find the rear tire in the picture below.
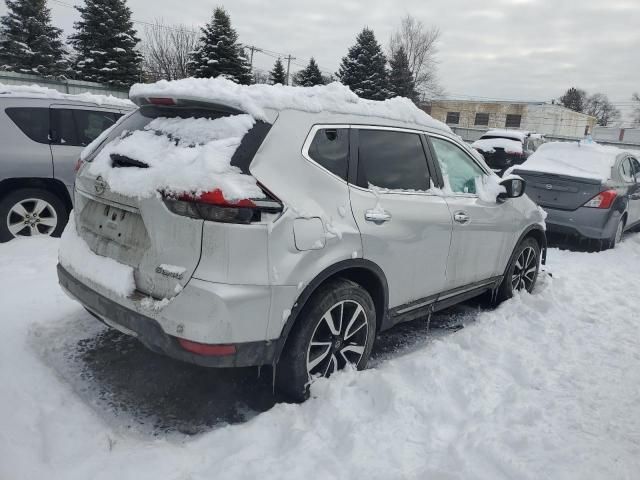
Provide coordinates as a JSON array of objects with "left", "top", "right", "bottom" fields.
[
  {"left": 603, "top": 216, "right": 624, "bottom": 250},
  {"left": 496, "top": 237, "right": 541, "bottom": 303},
  {"left": 0, "top": 188, "right": 68, "bottom": 242},
  {"left": 275, "top": 278, "right": 376, "bottom": 402}
]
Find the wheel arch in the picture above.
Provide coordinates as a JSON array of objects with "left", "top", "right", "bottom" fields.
[
  {"left": 0, "top": 177, "right": 73, "bottom": 213},
  {"left": 274, "top": 259, "right": 389, "bottom": 362},
  {"left": 504, "top": 224, "right": 547, "bottom": 280}
]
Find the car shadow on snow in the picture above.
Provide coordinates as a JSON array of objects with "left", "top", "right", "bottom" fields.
[{"left": 39, "top": 299, "right": 490, "bottom": 437}]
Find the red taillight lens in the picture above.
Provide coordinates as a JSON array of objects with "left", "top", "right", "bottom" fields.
[
  {"left": 74, "top": 158, "right": 84, "bottom": 172},
  {"left": 583, "top": 190, "right": 617, "bottom": 209},
  {"left": 177, "top": 338, "right": 236, "bottom": 356},
  {"left": 162, "top": 187, "right": 282, "bottom": 224},
  {"left": 148, "top": 97, "right": 176, "bottom": 106}
]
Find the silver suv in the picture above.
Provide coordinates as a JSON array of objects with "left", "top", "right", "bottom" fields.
[
  {"left": 0, "top": 92, "right": 131, "bottom": 241},
  {"left": 58, "top": 89, "right": 546, "bottom": 400}
]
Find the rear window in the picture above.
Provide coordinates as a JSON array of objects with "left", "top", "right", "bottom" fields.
[
  {"left": 5, "top": 107, "right": 50, "bottom": 144},
  {"left": 307, "top": 128, "right": 349, "bottom": 180},
  {"left": 87, "top": 106, "right": 270, "bottom": 173}
]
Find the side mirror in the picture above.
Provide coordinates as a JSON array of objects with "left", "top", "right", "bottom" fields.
[{"left": 497, "top": 177, "right": 526, "bottom": 202}]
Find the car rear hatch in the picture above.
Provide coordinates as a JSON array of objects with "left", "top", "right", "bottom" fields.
[
  {"left": 74, "top": 100, "right": 277, "bottom": 300},
  {"left": 512, "top": 169, "right": 604, "bottom": 211}
]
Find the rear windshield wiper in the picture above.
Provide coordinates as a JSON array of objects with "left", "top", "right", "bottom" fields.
[{"left": 110, "top": 153, "right": 149, "bottom": 169}]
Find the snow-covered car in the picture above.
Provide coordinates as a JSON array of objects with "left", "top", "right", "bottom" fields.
[
  {"left": 0, "top": 84, "right": 134, "bottom": 242},
  {"left": 511, "top": 141, "right": 640, "bottom": 249},
  {"left": 57, "top": 78, "right": 547, "bottom": 400},
  {"left": 472, "top": 129, "right": 545, "bottom": 175}
]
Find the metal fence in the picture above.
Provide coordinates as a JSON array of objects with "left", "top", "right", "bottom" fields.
[
  {"left": 452, "top": 125, "right": 640, "bottom": 150},
  {"left": 0, "top": 72, "right": 129, "bottom": 99}
]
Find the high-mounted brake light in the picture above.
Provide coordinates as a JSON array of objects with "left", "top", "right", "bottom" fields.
[
  {"left": 148, "top": 97, "right": 176, "bottom": 106},
  {"left": 162, "top": 187, "right": 282, "bottom": 224},
  {"left": 583, "top": 189, "right": 617, "bottom": 209}
]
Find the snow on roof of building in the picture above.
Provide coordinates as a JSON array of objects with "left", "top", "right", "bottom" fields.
[
  {"left": 482, "top": 129, "right": 529, "bottom": 142},
  {"left": 514, "top": 141, "right": 627, "bottom": 181},
  {"left": 129, "top": 77, "right": 451, "bottom": 132},
  {"left": 0, "top": 83, "right": 134, "bottom": 108}
]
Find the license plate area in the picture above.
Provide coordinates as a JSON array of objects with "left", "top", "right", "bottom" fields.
[{"left": 78, "top": 199, "right": 151, "bottom": 265}]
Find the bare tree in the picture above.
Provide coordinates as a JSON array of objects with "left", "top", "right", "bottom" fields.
[
  {"left": 585, "top": 93, "right": 620, "bottom": 126},
  {"left": 633, "top": 92, "right": 640, "bottom": 126},
  {"left": 141, "top": 20, "right": 197, "bottom": 82},
  {"left": 389, "top": 15, "right": 442, "bottom": 100}
]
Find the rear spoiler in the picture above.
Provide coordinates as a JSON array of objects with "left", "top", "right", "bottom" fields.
[{"left": 131, "top": 95, "right": 245, "bottom": 116}]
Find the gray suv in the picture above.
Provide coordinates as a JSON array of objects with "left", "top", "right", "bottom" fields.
[
  {"left": 58, "top": 89, "right": 547, "bottom": 400},
  {"left": 0, "top": 93, "right": 130, "bottom": 241}
]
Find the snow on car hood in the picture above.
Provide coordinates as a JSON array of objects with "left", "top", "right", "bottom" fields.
[
  {"left": 130, "top": 77, "right": 451, "bottom": 132},
  {"left": 87, "top": 113, "right": 264, "bottom": 200},
  {"left": 472, "top": 138, "right": 523, "bottom": 154},
  {"left": 512, "top": 140, "right": 624, "bottom": 182}
]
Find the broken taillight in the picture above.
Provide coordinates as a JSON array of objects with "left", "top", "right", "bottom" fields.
[{"left": 162, "top": 186, "right": 282, "bottom": 224}]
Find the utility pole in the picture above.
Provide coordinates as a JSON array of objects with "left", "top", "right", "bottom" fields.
[
  {"left": 284, "top": 54, "right": 296, "bottom": 85},
  {"left": 246, "top": 45, "right": 262, "bottom": 68}
]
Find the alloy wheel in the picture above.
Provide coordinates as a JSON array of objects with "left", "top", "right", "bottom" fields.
[
  {"left": 511, "top": 246, "right": 537, "bottom": 292},
  {"left": 6, "top": 198, "right": 58, "bottom": 237},
  {"left": 306, "top": 300, "right": 369, "bottom": 380}
]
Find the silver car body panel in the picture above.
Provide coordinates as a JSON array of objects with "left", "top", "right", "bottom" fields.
[{"left": 64, "top": 105, "right": 545, "bottom": 359}]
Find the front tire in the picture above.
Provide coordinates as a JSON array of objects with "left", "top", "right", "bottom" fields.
[
  {"left": 0, "top": 188, "right": 68, "bottom": 242},
  {"left": 276, "top": 278, "right": 376, "bottom": 402},
  {"left": 496, "top": 237, "right": 541, "bottom": 303}
]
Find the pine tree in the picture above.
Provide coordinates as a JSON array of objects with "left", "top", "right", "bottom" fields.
[
  {"left": 296, "top": 57, "right": 324, "bottom": 87},
  {"left": 269, "top": 58, "right": 286, "bottom": 85},
  {"left": 559, "top": 87, "right": 587, "bottom": 113},
  {"left": 337, "top": 28, "right": 390, "bottom": 100},
  {"left": 68, "top": 0, "right": 142, "bottom": 87},
  {"left": 189, "top": 7, "right": 252, "bottom": 85},
  {"left": 388, "top": 46, "right": 418, "bottom": 102},
  {"left": 0, "top": 0, "right": 67, "bottom": 77}
]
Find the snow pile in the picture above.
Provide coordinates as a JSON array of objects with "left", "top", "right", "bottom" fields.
[
  {"left": 472, "top": 137, "right": 523, "bottom": 154},
  {"left": 513, "top": 141, "right": 624, "bottom": 181},
  {"left": 58, "top": 217, "right": 135, "bottom": 297},
  {"left": 482, "top": 129, "right": 529, "bottom": 142},
  {"left": 88, "top": 113, "right": 263, "bottom": 200},
  {"left": 2, "top": 235, "right": 640, "bottom": 479},
  {"left": 130, "top": 77, "right": 451, "bottom": 132},
  {"left": 475, "top": 174, "right": 507, "bottom": 202},
  {"left": 0, "top": 82, "right": 134, "bottom": 108}
]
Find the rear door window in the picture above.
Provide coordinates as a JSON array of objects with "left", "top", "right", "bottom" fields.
[
  {"left": 5, "top": 107, "right": 50, "bottom": 144},
  {"left": 620, "top": 158, "right": 634, "bottom": 183},
  {"left": 430, "top": 136, "right": 486, "bottom": 194},
  {"left": 307, "top": 128, "right": 349, "bottom": 180},
  {"left": 356, "top": 129, "right": 430, "bottom": 191},
  {"left": 629, "top": 157, "right": 640, "bottom": 182},
  {"left": 50, "top": 109, "right": 119, "bottom": 147}
]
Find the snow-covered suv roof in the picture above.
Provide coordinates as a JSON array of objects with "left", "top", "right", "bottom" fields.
[
  {"left": 129, "top": 77, "right": 451, "bottom": 133},
  {"left": 0, "top": 83, "right": 134, "bottom": 109}
]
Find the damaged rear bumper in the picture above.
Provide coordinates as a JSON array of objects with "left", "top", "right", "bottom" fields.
[{"left": 57, "top": 264, "right": 278, "bottom": 367}]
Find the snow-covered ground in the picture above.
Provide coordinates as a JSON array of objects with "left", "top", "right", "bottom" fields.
[{"left": 1, "top": 235, "right": 640, "bottom": 479}]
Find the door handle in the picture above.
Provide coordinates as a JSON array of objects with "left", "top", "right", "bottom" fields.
[
  {"left": 365, "top": 209, "right": 392, "bottom": 224},
  {"left": 454, "top": 211, "right": 470, "bottom": 224}
]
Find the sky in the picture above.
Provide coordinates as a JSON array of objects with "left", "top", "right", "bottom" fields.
[{"left": 1, "top": 0, "right": 639, "bottom": 117}]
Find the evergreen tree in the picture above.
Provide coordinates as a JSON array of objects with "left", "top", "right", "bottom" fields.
[
  {"left": 0, "top": 0, "right": 67, "bottom": 77},
  {"left": 296, "top": 57, "right": 324, "bottom": 87},
  {"left": 337, "top": 28, "right": 390, "bottom": 100},
  {"left": 559, "top": 87, "right": 587, "bottom": 112},
  {"left": 269, "top": 57, "right": 286, "bottom": 85},
  {"left": 189, "top": 7, "right": 252, "bottom": 85},
  {"left": 68, "top": 0, "right": 142, "bottom": 87},
  {"left": 388, "top": 46, "right": 418, "bottom": 102}
]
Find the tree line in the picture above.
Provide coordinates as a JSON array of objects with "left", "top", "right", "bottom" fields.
[
  {"left": 559, "top": 87, "right": 640, "bottom": 127},
  {"left": 0, "top": 0, "right": 440, "bottom": 103}
]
